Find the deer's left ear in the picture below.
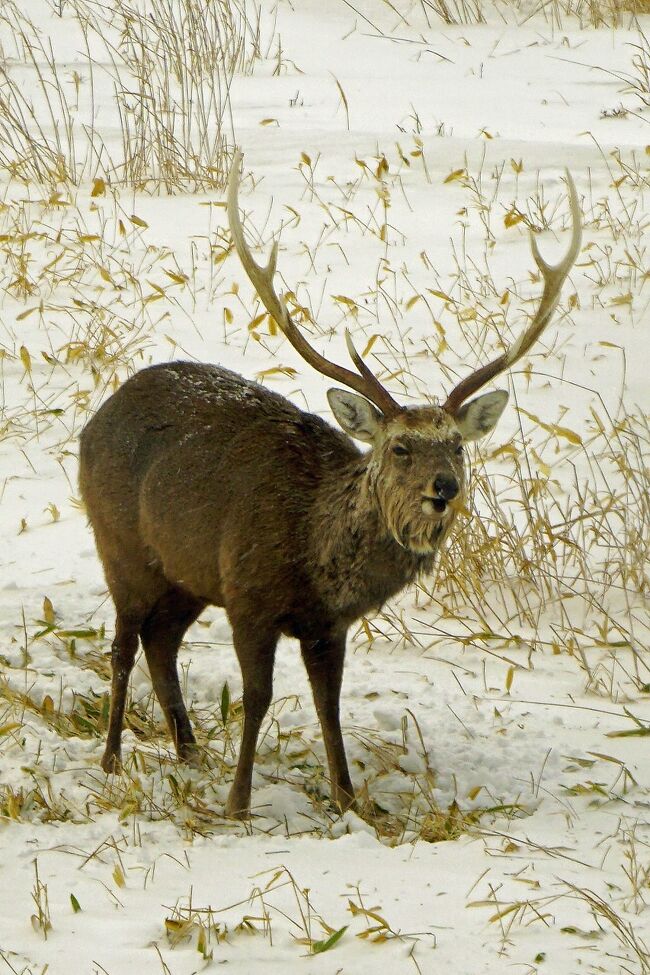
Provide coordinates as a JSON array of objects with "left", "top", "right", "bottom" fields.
[{"left": 453, "top": 389, "right": 509, "bottom": 442}]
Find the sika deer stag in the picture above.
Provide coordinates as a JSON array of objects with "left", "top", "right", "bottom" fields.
[{"left": 79, "top": 152, "right": 581, "bottom": 818}]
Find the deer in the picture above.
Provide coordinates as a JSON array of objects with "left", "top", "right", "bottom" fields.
[{"left": 79, "top": 150, "right": 581, "bottom": 819}]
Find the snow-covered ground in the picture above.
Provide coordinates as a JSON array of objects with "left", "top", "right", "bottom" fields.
[{"left": 0, "top": 0, "right": 649, "bottom": 972}]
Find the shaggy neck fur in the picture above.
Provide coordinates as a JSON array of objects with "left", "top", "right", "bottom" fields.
[{"left": 310, "top": 453, "right": 457, "bottom": 621}]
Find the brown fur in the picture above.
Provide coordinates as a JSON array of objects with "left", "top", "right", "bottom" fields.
[{"left": 79, "top": 360, "right": 466, "bottom": 817}]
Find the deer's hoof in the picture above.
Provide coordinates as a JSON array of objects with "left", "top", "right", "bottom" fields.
[
  {"left": 334, "top": 789, "right": 357, "bottom": 814},
  {"left": 101, "top": 750, "right": 122, "bottom": 774},
  {"left": 177, "top": 742, "right": 202, "bottom": 767},
  {"left": 224, "top": 792, "right": 251, "bottom": 820}
]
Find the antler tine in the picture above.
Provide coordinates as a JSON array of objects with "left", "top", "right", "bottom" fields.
[
  {"left": 344, "top": 328, "right": 387, "bottom": 391},
  {"left": 227, "top": 149, "right": 402, "bottom": 417},
  {"left": 443, "top": 170, "right": 582, "bottom": 415}
]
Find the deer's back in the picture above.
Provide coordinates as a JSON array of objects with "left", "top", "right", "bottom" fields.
[{"left": 80, "top": 361, "right": 302, "bottom": 471}]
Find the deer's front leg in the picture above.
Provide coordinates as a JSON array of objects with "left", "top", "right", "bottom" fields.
[{"left": 301, "top": 632, "right": 355, "bottom": 811}]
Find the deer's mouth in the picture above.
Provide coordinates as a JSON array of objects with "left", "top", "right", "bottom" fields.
[{"left": 421, "top": 496, "right": 447, "bottom": 517}]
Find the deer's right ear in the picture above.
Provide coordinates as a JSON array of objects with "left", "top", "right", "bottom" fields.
[{"left": 327, "top": 389, "right": 382, "bottom": 443}]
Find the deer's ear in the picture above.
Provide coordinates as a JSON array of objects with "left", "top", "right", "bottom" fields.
[
  {"left": 453, "top": 389, "right": 509, "bottom": 442},
  {"left": 327, "top": 389, "right": 382, "bottom": 443}
]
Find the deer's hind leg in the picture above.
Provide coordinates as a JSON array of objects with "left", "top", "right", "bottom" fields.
[
  {"left": 140, "top": 587, "right": 206, "bottom": 762},
  {"left": 99, "top": 553, "right": 169, "bottom": 774},
  {"left": 225, "top": 617, "right": 279, "bottom": 819},
  {"left": 102, "top": 611, "right": 143, "bottom": 773}
]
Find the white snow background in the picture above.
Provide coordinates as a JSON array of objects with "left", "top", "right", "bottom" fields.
[{"left": 0, "top": 0, "right": 649, "bottom": 972}]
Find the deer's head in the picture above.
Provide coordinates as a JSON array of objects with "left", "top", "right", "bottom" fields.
[
  {"left": 228, "top": 151, "right": 581, "bottom": 554},
  {"left": 325, "top": 389, "right": 507, "bottom": 552}
]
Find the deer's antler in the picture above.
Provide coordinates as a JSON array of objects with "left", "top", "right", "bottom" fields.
[
  {"left": 442, "top": 171, "right": 582, "bottom": 415},
  {"left": 227, "top": 149, "right": 402, "bottom": 418}
]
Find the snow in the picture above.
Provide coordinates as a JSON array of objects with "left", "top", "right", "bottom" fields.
[{"left": 1, "top": 0, "right": 649, "bottom": 972}]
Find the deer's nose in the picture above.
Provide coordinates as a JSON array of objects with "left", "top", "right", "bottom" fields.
[{"left": 433, "top": 475, "right": 459, "bottom": 501}]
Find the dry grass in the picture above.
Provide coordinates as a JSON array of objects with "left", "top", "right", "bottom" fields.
[
  {"left": 162, "top": 866, "right": 435, "bottom": 959},
  {"left": 382, "top": 0, "right": 650, "bottom": 27},
  {"left": 428, "top": 410, "right": 649, "bottom": 671},
  {"left": 0, "top": 0, "right": 264, "bottom": 191}
]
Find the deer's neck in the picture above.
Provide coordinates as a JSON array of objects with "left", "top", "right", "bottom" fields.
[{"left": 309, "top": 457, "right": 440, "bottom": 624}]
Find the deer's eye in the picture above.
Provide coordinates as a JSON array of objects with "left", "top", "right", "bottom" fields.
[{"left": 392, "top": 444, "right": 409, "bottom": 457}]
